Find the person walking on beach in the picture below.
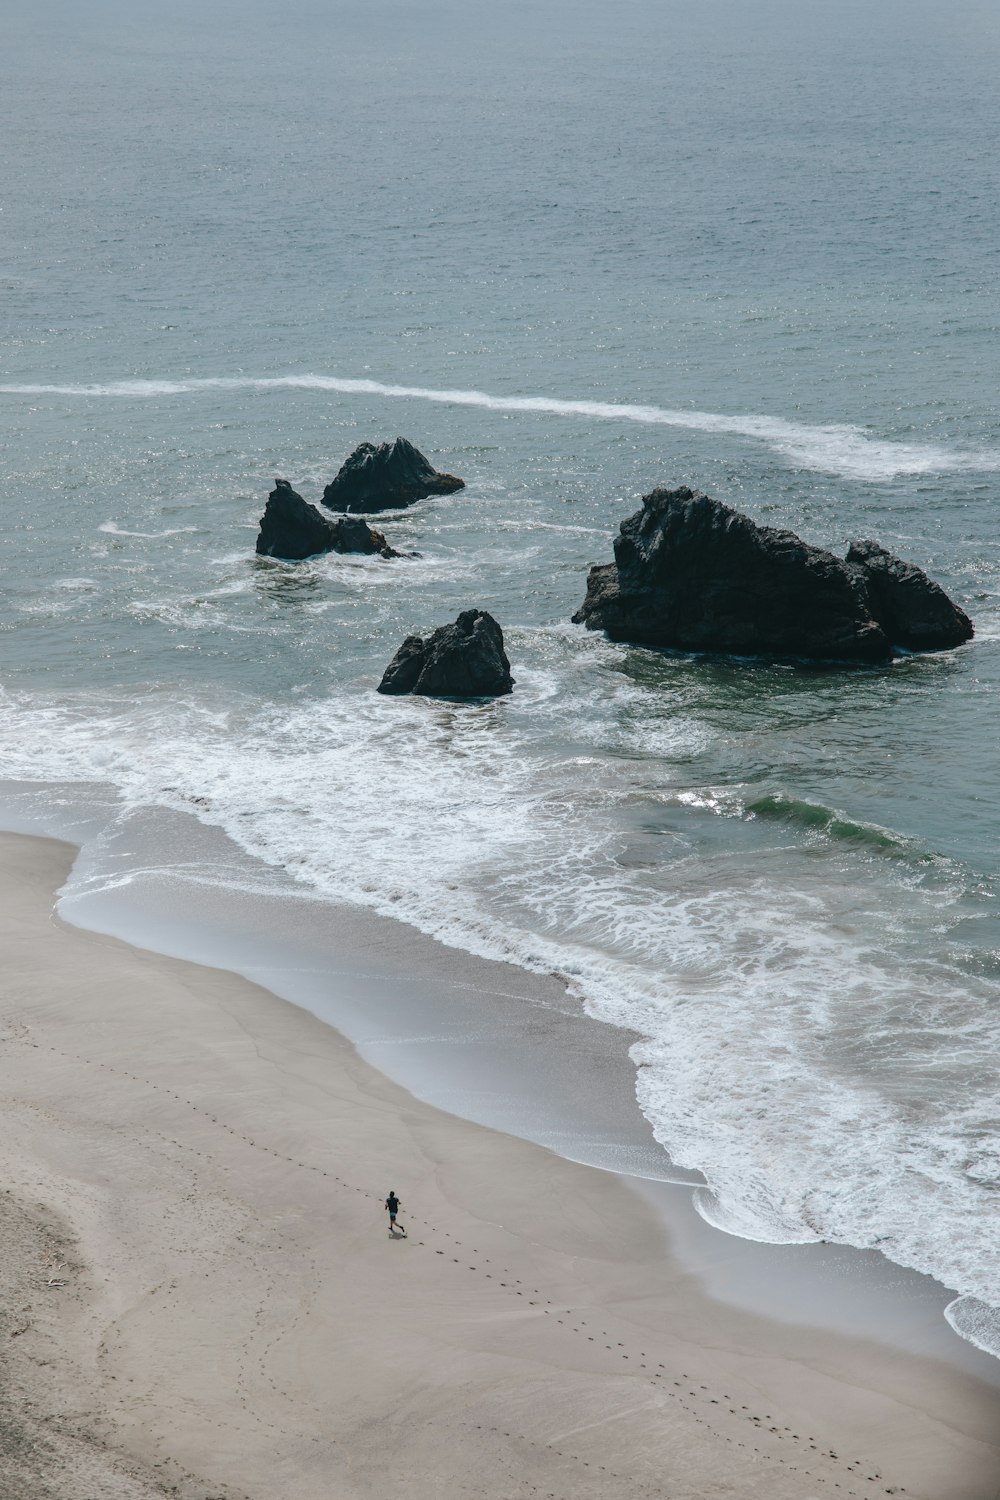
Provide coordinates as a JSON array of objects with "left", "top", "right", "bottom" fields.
[{"left": 385, "top": 1189, "right": 405, "bottom": 1237}]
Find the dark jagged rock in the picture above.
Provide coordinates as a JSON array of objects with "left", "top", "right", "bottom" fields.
[
  {"left": 322, "top": 437, "right": 465, "bottom": 514},
  {"left": 324, "top": 514, "right": 399, "bottom": 559},
  {"left": 574, "top": 487, "right": 974, "bottom": 662},
  {"left": 378, "top": 609, "right": 514, "bottom": 698},
  {"left": 574, "top": 486, "right": 892, "bottom": 661},
  {"left": 846, "top": 539, "right": 974, "bottom": 651},
  {"left": 256, "top": 479, "right": 399, "bottom": 560}
]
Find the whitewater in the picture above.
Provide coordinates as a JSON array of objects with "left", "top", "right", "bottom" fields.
[{"left": 4, "top": 375, "right": 1000, "bottom": 482}]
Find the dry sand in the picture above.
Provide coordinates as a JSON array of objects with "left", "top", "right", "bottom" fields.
[{"left": 1, "top": 829, "right": 998, "bottom": 1500}]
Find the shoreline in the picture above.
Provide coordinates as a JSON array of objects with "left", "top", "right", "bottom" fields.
[
  {"left": 2, "top": 828, "right": 1000, "bottom": 1498},
  {"left": 13, "top": 786, "right": 999, "bottom": 1376}
]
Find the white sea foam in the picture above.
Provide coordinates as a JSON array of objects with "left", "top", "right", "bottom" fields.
[
  {"left": 692, "top": 1187, "right": 823, "bottom": 1245},
  {"left": 944, "top": 1296, "right": 1000, "bottom": 1360},
  {"left": 0, "top": 678, "right": 999, "bottom": 1341},
  {"left": 3, "top": 375, "right": 999, "bottom": 481},
  {"left": 99, "top": 521, "right": 201, "bottom": 538}
]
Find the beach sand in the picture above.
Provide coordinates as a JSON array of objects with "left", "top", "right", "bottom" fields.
[{"left": 1, "top": 830, "right": 998, "bottom": 1500}]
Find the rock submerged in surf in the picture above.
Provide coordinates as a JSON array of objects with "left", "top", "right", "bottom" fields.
[
  {"left": 574, "top": 487, "right": 973, "bottom": 661},
  {"left": 256, "top": 479, "right": 399, "bottom": 561},
  {"left": 322, "top": 437, "right": 465, "bottom": 514},
  {"left": 378, "top": 609, "right": 514, "bottom": 698}
]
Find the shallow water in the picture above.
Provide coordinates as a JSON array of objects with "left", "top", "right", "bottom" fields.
[{"left": 2, "top": 0, "right": 1000, "bottom": 1353}]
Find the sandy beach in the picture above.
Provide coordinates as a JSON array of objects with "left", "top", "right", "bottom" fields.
[{"left": 1, "top": 829, "right": 999, "bottom": 1500}]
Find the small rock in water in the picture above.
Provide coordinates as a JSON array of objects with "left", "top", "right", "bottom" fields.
[
  {"left": 378, "top": 609, "right": 514, "bottom": 698},
  {"left": 256, "top": 479, "right": 398, "bottom": 560},
  {"left": 322, "top": 437, "right": 465, "bottom": 514}
]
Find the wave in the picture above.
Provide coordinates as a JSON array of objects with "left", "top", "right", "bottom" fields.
[
  {"left": 3, "top": 374, "right": 999, "bottom": 481},
  {"left": 944, "top": 1296, "right": 1000, "bottom": 1360},
  {"left": 692, "top": 1186, "right": 823, "bottom": 1245},
  {"left": 745, "top": 791, "right": 938, "bottom": 861}
]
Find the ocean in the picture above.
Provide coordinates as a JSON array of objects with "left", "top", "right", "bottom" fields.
[{"left": 3, "top": 0, "right": 1000, "bottom": 1355}]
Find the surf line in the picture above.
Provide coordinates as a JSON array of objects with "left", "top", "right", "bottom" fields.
[{"left": 2, "top": 374, "right": 998, "bottom": 479}]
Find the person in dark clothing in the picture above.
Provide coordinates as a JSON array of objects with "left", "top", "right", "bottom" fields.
[{"left": 385, "top": 1190, "right": 405, "bottom": 1236}]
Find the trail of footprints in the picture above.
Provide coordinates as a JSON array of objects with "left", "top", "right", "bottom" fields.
[{"left": 19, "top": 1036, "right": 906, "bottom": 1500}]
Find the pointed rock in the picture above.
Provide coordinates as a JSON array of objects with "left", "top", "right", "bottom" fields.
[
  {"left": 845, "top": 539, "right": 973, "bottom": 651},
  {"left": 378, "top": 610, "right": 514, "bottom": 697},
  {"left": 256, "top": 479, "right": 399, "bottom": 560},
  {"left": 323, "top": 438, "right": 465, "bottom": 514}
]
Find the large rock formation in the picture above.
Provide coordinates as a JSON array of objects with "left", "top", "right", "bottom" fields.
[
  {"left": 574, "top": 487, "right": 973, "bottom": 662},
  {"left": 846, "top": 539, "right": 973, "bottom": 651},
  {"left": 322, "top": 438, "right": 465, "bottom": 514},
  {"left": 378, "top": 609, "right": 514, "bottom": 697},
  {"left": 256, "top": 480, "right": 398, "bottom": 560}
]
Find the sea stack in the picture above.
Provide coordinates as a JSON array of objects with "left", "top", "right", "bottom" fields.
[
  {"left": 378, "top": 609, "right": 514, "bottom": 697},
  {"left": 256, "top": 479, "right": 399, "bottom": 560},
  {"left": 323, "top": 438, "right": 465, "bottom": 514},
  {"left": 574, "top": 486, "right": 973, "bottom": 661}
]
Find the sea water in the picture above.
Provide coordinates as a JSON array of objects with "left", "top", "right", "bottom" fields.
[{"left": 2, "top": 0, "right": 999, "bottom": 1353}]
